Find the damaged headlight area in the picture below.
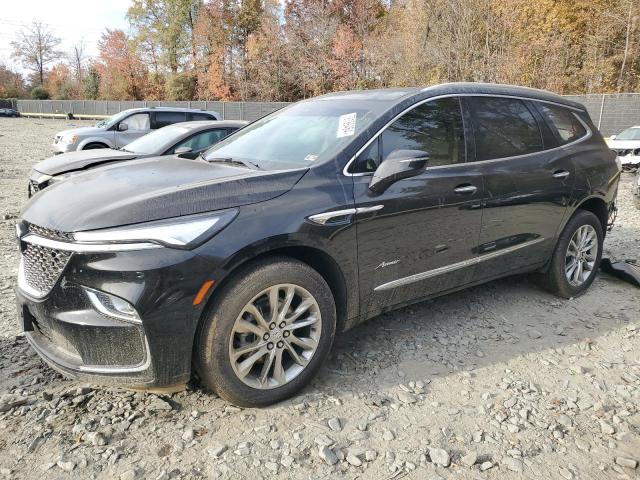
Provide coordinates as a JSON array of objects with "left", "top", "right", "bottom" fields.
[{"left": 73, "top": 209, "right": 238, "bottom": 250}]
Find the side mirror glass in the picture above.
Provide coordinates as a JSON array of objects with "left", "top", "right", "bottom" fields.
[
  {"left": 174, "top": 146, "right": 193, "bottom": 154},
  {"left": 369, "top": 149, "right": 429, "bottom": 194},
  {"left": 118, "top": 122, "right": 128, "bottom": 132}
]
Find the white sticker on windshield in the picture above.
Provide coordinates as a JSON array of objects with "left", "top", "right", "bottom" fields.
[{"left": 336, "top": 112, "right": 357, "bottom": 138}]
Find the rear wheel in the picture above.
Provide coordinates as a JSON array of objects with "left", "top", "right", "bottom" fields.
[
  {"left": 541, "top": 210, "right": 603, "bottom": 298},
  {"left": 194, "top": 257, "right": 336, "bottom": 407}
]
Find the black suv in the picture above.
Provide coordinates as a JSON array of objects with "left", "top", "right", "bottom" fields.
[{"left": 15, "top": 83, "right": 620, "bottom": 407}]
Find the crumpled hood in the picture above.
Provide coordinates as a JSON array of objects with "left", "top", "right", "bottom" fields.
[
  {"left": 34, "top": 149, "right": 138, "bottom": 176},
  {"left": 21, "top": 156, "right": 307, "bottom": 232},
  {"left": 606, "top": 139, "right": 640, "bottom": 150}
]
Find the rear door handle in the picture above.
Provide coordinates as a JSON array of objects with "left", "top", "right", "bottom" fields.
[
  {"left": 454, "top": 185, "right": 478, "bottom": 194},
  {"left": 553, "top": 170, "right": 570, "bottom": 179}
]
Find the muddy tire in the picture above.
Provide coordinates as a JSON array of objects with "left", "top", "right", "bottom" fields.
[
  {"left": 194, "top": 257, "right": 336, "bottom": 407},
  {"left": 541, "top": 210, "right": 604, "bottom": 298}
]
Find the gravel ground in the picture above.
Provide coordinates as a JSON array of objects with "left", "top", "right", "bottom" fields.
[{"left": 0, "top": 118, "right": 638, "bottom": 480}]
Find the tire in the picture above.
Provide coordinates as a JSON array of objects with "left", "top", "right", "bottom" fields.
[
  {"left": 541, "top": 210, "right": 604, "bottom": 298},
  {"left": 82, "top": 143, "right": 108, "bottom": 150},
  {"left": 194, "top": 256, "right": 336, "bottom": 407}
]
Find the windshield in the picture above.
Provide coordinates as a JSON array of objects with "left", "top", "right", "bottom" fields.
[
  {"left": 204, "top": 99, "right": 381, "bottom": 170},
  {"left": 95, "top": 110, "right": 136, "bottom": 128},
  {"left": 616, "top": 127, "right": 640, "bottom": 141},
  {"left": 123, "top": 124, "right": 190, "bottom": 154}
]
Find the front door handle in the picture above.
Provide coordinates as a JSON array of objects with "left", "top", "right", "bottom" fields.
[
  {"left": 553, "top": 170, "right": 570, "bottom": 179},
  {"left": 454, "top": 185, "right": 478, "bottom": 194}
]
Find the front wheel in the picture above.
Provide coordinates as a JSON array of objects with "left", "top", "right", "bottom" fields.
[
  {"left": 82, "top": 142, "right": 108, "bottom": 150},
  {"left": 541, "top": 210, "right": 603, "bottom": 298},
  {"left": 194, "top": 257, "right": 336, "bottom": 407}
]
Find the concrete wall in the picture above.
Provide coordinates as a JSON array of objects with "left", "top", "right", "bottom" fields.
[
  {"left": 14, "top": 94, "right": 640, "bottom": 135},
  {"left": 15, "top": 100, "right": 290, "bottom": 122}
]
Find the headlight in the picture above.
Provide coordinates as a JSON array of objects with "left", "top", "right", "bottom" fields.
[
  {"left": 61, "top": 135, "right": 78, "bottom": 145},
  {"left": 73, "top": 209, "right": 238, "bottom": 249},
  {"left": 48, "top": 172, "right": 75, "bottom": 185},
  {"left": 31, "top": 171, "right": 52, "bottom": 184}
]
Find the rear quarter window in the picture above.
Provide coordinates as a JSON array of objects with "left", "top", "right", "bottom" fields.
[{"left": 538, "top": 104, "right": 587, "bottom": 145}]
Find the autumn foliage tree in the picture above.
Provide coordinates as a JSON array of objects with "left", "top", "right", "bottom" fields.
[
  {"left": 95, "top": 29, "right": 148, "bottom": 100},
  {"left": 2, "top": 0, "right": 639, "bottom": 100}
]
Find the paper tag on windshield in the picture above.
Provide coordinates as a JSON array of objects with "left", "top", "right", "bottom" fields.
[{"left": 336, "top": 112, "right": 357, "bottom": 138}]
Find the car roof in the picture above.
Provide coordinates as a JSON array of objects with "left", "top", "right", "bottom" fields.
[
  {"left": 121, "top": 107, "right": 220, "bottom": 114},
  {"left": 316, "top": 82, "right": 585, "bottom": 111}
]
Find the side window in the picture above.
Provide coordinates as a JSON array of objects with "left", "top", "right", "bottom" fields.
[
  {"left": 188, "top": 112, "right": 214, "bottom": 121},
  {"left": 538, "top": 104, "right": 587, "bottom": 145},
  {"left": 123, "top": 113, "right": 150, "bottom": 131},
  {"left": 467, "top": 97, "right": 543, "bottom": 161},
  {"left": 381, "top": 97, "right": 465, "bottom": 168},
  {"left": 154, "top": 111, "right": 187, "bottom": 129},
  {"left": 352, "top": 138, "right": 381, "bottom": 173},
  {"left": 172, "top": 129, "right": 229, "bottom": 153}
]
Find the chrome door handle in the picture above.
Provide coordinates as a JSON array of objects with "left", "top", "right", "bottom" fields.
[
  {"left": 454, "top": 185, "right": 477, "bottom": 194},
  {"left": 553, "top": 170, "right": 570, "bottom": 179}
]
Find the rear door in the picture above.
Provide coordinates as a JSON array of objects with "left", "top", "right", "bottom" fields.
[
  {"left": 463, "top": 96, "right": 576, "bottom": 281},
  {"left": 351, "top": 97, "right": 484, "bottom": 317},
  {"left": 152, "top": 111, "right": 187, "bottom": 129}
]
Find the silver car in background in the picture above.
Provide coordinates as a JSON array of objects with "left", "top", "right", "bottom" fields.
[
  {"left": 32, "top": 120, "right": 246, "bottom": 195},
  {"left": 52, "top": 107, "right": 221, "bottom": 153}
]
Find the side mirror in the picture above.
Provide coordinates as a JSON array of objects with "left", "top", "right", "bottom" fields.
[
  {"left": 609, "top": 135, "right": 616, "bottom": 140},
  {"left": 369, "top": 149, "right": 429, "bottom": 194},
  {"left": 175, "top": 146, "right": 197, "bottom": 159},
  {"left": 118, "top": 122, "right": 128, "bottom": 132}
]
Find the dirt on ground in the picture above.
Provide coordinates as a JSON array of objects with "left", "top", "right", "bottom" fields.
[{"left": 0, "top": 118, "right": 638, "bottom": 480}]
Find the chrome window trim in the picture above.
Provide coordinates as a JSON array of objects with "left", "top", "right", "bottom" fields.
[
  {"left": 343, "top": 93, "right": 592, "bottom": 177},
  {"left": 22, "top": 233, "right": 162, "bottom": 252},
  {"left": 374, "top": 237, "right": 546, "bottom": 291}
]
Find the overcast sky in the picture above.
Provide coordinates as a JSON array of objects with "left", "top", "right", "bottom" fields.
[{"left": 1, "top": 0, "right": 131, "bottom": 73}]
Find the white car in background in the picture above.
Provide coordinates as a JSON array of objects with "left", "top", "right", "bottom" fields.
[
  {"left": 606, "top": 126, "right": 640, "bottom": 172},
  {"left": 52, "top": 107, "right": 221, "bottom": 153}
]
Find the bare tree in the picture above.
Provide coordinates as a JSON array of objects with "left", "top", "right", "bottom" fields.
[
  {"left": 11, "top": 21, "right": 62, "bottom": 86},
  {"left": 69, "top": 41, "right": 87, "bottom": 86}
]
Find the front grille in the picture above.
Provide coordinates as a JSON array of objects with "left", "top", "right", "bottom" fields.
[
  {"left": 28, "top": 223, "right": 74, "bottom": 242},
  {"left": 22, "top": 242, "right": 71, "bottom": 295}
]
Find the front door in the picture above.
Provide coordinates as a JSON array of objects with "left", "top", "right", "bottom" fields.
[
  {"left": 115, "top": 112, "right": 151, "bottom": 147},
  {"left": 461, "top": 96, "right": 574, "bottom": 281},
  {"left": 350, "top": 97, "right": 484, "bottom": 318}
]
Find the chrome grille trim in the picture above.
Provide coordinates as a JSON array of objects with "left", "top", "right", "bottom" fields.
[{"left": 19, "top": 243, "right": 71, "bottom": 298}]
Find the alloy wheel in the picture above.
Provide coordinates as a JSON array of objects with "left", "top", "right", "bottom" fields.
[
  {"left": 565, "top": 224, "right": 598, "bottom": 287},
  {"left": 229, "top": 284, "right": 322, "bottom": 389}
]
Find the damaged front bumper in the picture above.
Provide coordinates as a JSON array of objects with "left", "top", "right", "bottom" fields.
[{"left": 14, "top": 223, "right": 218, "bottom": 389}]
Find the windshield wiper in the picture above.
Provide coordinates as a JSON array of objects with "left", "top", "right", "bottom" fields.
[{"left": 206, "top": 156, "right": 261, "bottom": 170}]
